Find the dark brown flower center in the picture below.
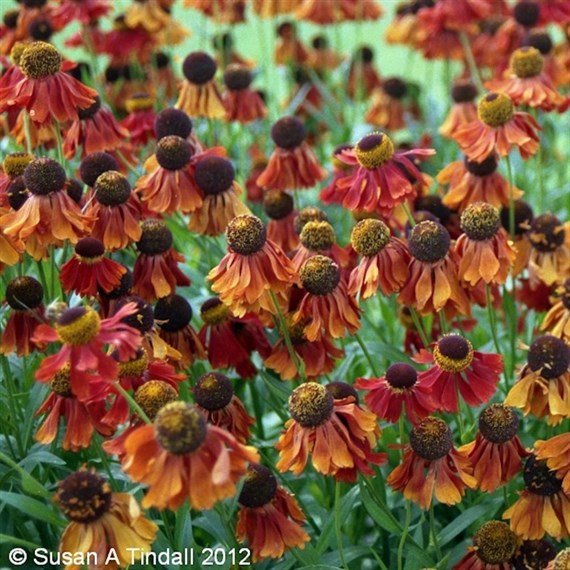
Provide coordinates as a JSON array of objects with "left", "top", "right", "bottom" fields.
[
  {"left": 271, "top": 116, "right": 305, "bottom": 149},
  {"left": 560, "top": 279, "right": 570, "bottom": 312},
  {"left": 194, "top": 156, "right": 235, "bottom": 196},
  {"left": 326, "top": 381, "right": 359, "bottom": 402},
  {"left": 155, "top": 402, "right": 207, "bottom": 455},
  {"left": 464, "top": 153, "right": 498, "bottom": 177},
  {"left": 479, "top": 404, "right": 518, "bottom": 444},
  {"left": 527, "top": 335, "right": 569, "bottom": 379},
  {"left": 134, "top": 380, "right": 178, "bottom": 421},
  {"left": 300, "top": 221, "right": 335, "bottom": 252},
  {"left": 155, "top": 135, "right": 192, "bottom": 171},
  {"left": 238, "top": 464, "right": 277, "bottom": 508},
  {"left": 433, "top": 335, "right": 474, "bottom": 372},
  {"left": 522, "top": 31, "right": 553, "bottom": 55},
  {"left": 24, "top": 158, "right": 66, "bottom": 196},
  {"left": 3, "top": 152, "right": 34, "bottom": 178},
  {"left": 223, "top": 64, "right": 252, "bottom": 90},
  {"left": 385, "top": 363, "right": 418, "bottom": 389},
  {"left": 29, "top": 18, "right": 53, "bottom": 41},
  {"left": 65, "top": 178, "right": 83, "bottom": 204},
  {"left": 383, "top": 77, "right": 407, "bottom": 99},
  {"left": 478, "top": 92, "right": 514, "bottom": 128},
  {"left": 512, "top": 539, "right": 556, "bottom": 570},
  {"left": 226, "top": 215, "right": 267, "bottom": 255},
  {"left": 410, "top": 417, "right": 452, "bottom": 460},
  {"left": 137, "top": 220, "right": 173, "bottom": 255},
  {"left": 94, "top": 170, "right": 131, "bottom": 206},
  {"left": 115, "top": 295, "right": 154, "bottom": 333},
  {"left": 154, "top": 108, "right": 193, "bottom": 141},
  {"left": 414, "top": 195, "right": 451, "bottom": 224},
  {"left": 461, "top": 202, "right": 500, "bottom": 241},
  {"left": 523, "top": 455, "right": 562, "bottom": 496},
  {"left": 19, "top": 41, "right": 62, "bottom": 79},
  {"left": 194, "top": 372, "right": 233, "bottom": 411},
  {"left": 154, "top": 295, "right": 193, "bottom": 332},
  {"left": 513, "top": 0, "right": 540, "bottom": 27},
  {"left": 5, "top": 276, "right": 43, "bottom": 311},
  {"left": 294, "top": 207, "right": 329, "bottom": 234},
  {"left": 7, "top": 177, "right": 29, "bottom": 211},
  {"left": 98, "top": 269, "right": 132, "bottom": 300},
  {"left": 500, "top": 200, "right": 533, "bottom": 236},
  {"left": 529, "top": 213, "right": 565, "bottom": 252},
  {"left": 408, "top": 221, "right": 450, "bottom": 262},
  {"left": 183, "top": 51, "right": 217, "bottom": 85},
  {"left": 77, "top": 95, "right": 101, "bottom": 120},
  {"left": 473, "top": 521, "right": 518, "bottom": 564},
  {"left": 451, "top": 80, "right": 478, "bottom": 103},
  {"left": 351, "top": 218, "right": 391, "bottom": 257},
  {"left": 80, "top": 152, "right": 119, "bottom": 187},
  {"left": 289, "top": 382, "right": 334, "bottom": 427},
  {"left": 263, "top": 190, "right": 294, "bottom": 220},
  {"left": 56, "top": 470, "right": 112, "bottom": 523},
  {"left": 75, "top": 237, "right": 105, "bottom": 261},
  {"left": 299, "top": 255, "right": 340, "bottom": 296}
]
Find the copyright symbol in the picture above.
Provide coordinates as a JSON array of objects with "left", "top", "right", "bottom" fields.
[{"left": 8, "top": 548, "right": 27, "bottom": 565}]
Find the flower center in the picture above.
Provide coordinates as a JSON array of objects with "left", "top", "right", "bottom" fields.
[
  {"left": 135, "top": 380, "right": 178, "bottom": 421},
  {"left": 351, "top": 218, "right": 391, "bottom": 257},
  {"left": 410, "top": 417, "right": 452, "bottom": 460},
  {"left": 226, "top": 215, "right": 267, "bottom": 255},
  {"left": 433, "top": 335, "right": 474, "bottom": 373},
  {"left": 460, "top": 202, "right": 500, "bottom": 241},
  {"left": 478, "top": 404, "right": 518, "bottom": 444},
  {"left": 24, "top": 158, "right": 66, "bottom": 196},
  {"left": 473, "top": 521, "right": 518, "bottom": 565},
  {"left": 79, "top": 152, "right": 119, "bottom": 187},
  {"left": 155, "top": 108, "right": 193, "bottom": 140},
  {"left": 523, "top": 31, "right": 553, "bottom": 55},
  {"left": 560, "top": 279, "right": 570, "bottom": 312},
  {"left": 383, "top": 77, "right": 407, "bottom": 99},
  {"left": 500, "top": 199, "right": 534, "bottom": 236},
  {"left": 385, "top": 363, "right": 418, "bottom": 389},
  {"left": 115, "top": 296, "right": 154, "bottom": 333},
  {"left": 200, "top": 298, "right": 230, "bottom": 325},
  {"left": 154, "top": 295, "right": 193, "bottom": 332},
  {"left": 7, "top": 178, "right": 28, "bottom": 210},
  {"left": 553, "top": 549, "right": 570, "bottom": 570},
  {"left": 408, "top": 221, "right": 450, "bottom": 263},
  {"left": 154, "top": 402, "right": 207, "bottom": 455},
  {"left": 326, "top": 381, "right": 359, "bottom": 401},
  {"left": 529, "top": 213, "right": 565, "bottom": 253},
  {"left": 5, "top": 276, "right": 43, "bottom": 311},
  {"left": 451, "top": 80, "right": 478, "bottom": 103},
  {"left": 77, "top": 96, "right": 101, "bottom": 120},
  {"left": 56, "top": 470, "right": 112, "bottom": 523},
  {"left": 194, "top": 156, "right": 235, "bottom": 196},
  {"left": 271, "top": 116, "right": 305, "bottom": 150},
  {"left": 464, "top": 153, "right": 498, "bottom": 177},
  {"left": 3, "top": 153, "right": 34, "bottom": 178},
  {"left": 289, "top": 382, "right": 334, "bottom": 427},
  {"left": 355, "top": 132, "right": 395, "bottom": 169},
  {"left": 223, "top": 64, "right": 252, "bottom": 90},
  {"left": 513, "top": 539, "right": 556, "bottom": 569},
  {"left": 263, "top": 191, "right": 294, "bottom": 220},
  {"left": 299, "top": 255, "right": 340, "bottom": 296},
  {"left": 29, "top": 18, "right": 53, "bottom": 42},
  {"left": 238, "top": 464, "right": 277, "bottom": 508},
  {"left": 99, "top": 269, "right": 132, "bottom": 300},
  {"left": 155, "top": 135, "right": 192, "bottom": 171},
  {"left": 183, "top": 51, "right": 217, "bottom": 85},
  {"left": 56, "top": 306, "right": 101, "bottom": 346},
  {"left": 125, "top": 92, "right": 154, "bottom": 113},
  {"left": 523, "top": 455, "right": 562, "bottom": 496},
  {"left": 116, "top": 347, "right": 149, "bottom": 378},
  {"left": 477, "top": 92, "right": 514, "bottom": 128},
  {"left": 194, "top": 372, "right": 233, "bottom": 411},
  {"left": 75, "top": 237, "right": 105, "bottom": 263},
  {"left": 137, "top": 220, "right": 173, "bottom": 255},
  {"left": 513, "top": 0, "right": 540, "bottom": 27},
  {"left": 511, "top": 46, "right": 544, "bottom": 78},
  {"left": 300, "top": 221, "right": 336, "bottom": 252},
  {"left": 288, "top": 318, "right": 308, "bottom": 344},
  {"left": 50, "top": 366, "right": 73, "bottom": 398},
  {"left": 414, "top": 195, "right": 451, "bottom": 224},
  {"left": 19, "top": 41, "right": 62, "bottom": 79},
  {"left": 94, "top": 170, "right": 131, "bottom": 206},
  {"left": 294, "top": 207, "right": 329, "bottom": 234},
  {"left": 527, "top": 335, "right": 569, "bottom": 380}
]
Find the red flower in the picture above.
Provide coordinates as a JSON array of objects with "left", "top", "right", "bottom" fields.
[
  {"left": 120, "top": 93, "right": 156, "bottom": 147},
  {"left": 222, "top": 64, "right": 267, "bottom": 123},
  {"left": 48, "top": 0, "right": 111, "bottom": 28}
]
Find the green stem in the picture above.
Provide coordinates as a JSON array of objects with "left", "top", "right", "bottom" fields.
[
  {"left": 402, "top": 202, "right": 416, "bottom": 227},
  {"left": 355, "top": 333, "right": 379, "bottom": 377},
  {"left": 459, "top": 31, "right": 484, "bottom": 93},
  {"left": 335, "top": 480, "right": 347, "bottom": 570},
  {"left": 53, "top": 121, "right": 64, "bottom": 165},
  {"left": 428, "top": 503, "right": 442, "bottom": 561},
  {"left": 505, "top": 154, "right": 516, "bottom": 239},
  {"left": 409, "top": 308, "right": 430, "bottom": 348},
  {"left": 438, "top": 311, "right": 448, "bottom": 335},
  {"left": 397, "top": 500, "right": 412, "bottom": 570},
  {"left": 114, "top": 383, "right": 151, "bottom": 424},
  {"left": 247, "top": 380, "right": 265, "bottom": 440},
  {"left": 22, "top": 112, "right": 33, "bottom": 154},
  {"left": 485, "top": 284, "right": 501, "bottom": 355}
]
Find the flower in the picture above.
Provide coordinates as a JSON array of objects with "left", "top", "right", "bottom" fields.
[
  {"left": 295, "top": 0, "right": 382, "bottom": 23},
  {"left": 454, "top": 202, "right": 516, "bottom": 287},
  {"left": 365, "top": 77, "right": 408, "bottom": 131},
  {"left": 459, "top": 404, "right": 529, "bottom": 492},
  {"left": 276, "top": 382, "right": 385, "bottom": 478},
  {"left": 122, "top": 401, "right": 259, "bottom": 510},
  {"left": 236, "top": 463, "right": 310, "bottom": 562},
  {"left": 256, "top": 116, "right": 327, "bottom": 191},
  {"left": 454, "top": 91, "right": 541, "bottom": 162},
  {"left": 291, "top": 255, "right": 360, "bottom": 342},
  {"left": 503, "top": 454, "right": 570, "bottom": 540},
  {"left": 188, "top": 155, "right": 250, "bottom": 236},
  {"left": 388, "top": 417, "right": 475, "bottom": 509},
  {"left": 207, "top": 214, "right": 295, "bottom": 318},
  {"left": 60, "top": 237, "right": 126, "bottom": 298},
  {"left": 453, "top": 521, "right": 519, "bottom": 570},
  {"left": 263, "top": 190, "right": 299, "bottom": 254},
  {"left": 49, "top": 0, "right": 111, "bottom": 28},
  {"left": 545, "top": 548, "right": 570, "bottom": 570},
  {"left": 0, "top": 276, "right": 45, "bottom": 356},
  {"left": 132, "top": 219, "right": 190, "bottom": 302},
  {"left": 222, "top": 64, "right": 267, "bottom": 123},
  {"left": 274, "top": 21, "right": 309, "bottom": 66},
  {"left": 398, "top": 221, "right": 471, "bottom": 317},
  {"left": 55, "top": 469, "right": 157, "bottom": 569},
  {"left": 198, "top": 297, "right": 270, "bottom": 379},
  {"left": 349, "top": 218, "right": 410, "bottom": 299},
  {"left": 333, "top": 132, "right": 435, "bottom": 215},
  {"left": 120, "top": 93, "right": 156, "bottom": 147},
  {"left": 438, "top": 153, "right": 523, "bottom": 212},
  {"left": 355, "top": 362, "right": 435, "bottom": 425},
  {"left": 541, "top": 279, "right": 570, "bottom": 342},
  {"left": 176, "top": 51, "right": 225, "bottom": 119},
  {"left": 439, "top": 80, "right": 479, "bottom": 139},
  {"left": 33, "top": 303, "right": 141, "bottom": 402},
  {"left": 0, "top": 151, "right": 34, "bottom": 206},
  {"left": 504, "top": 335, "right": 570, "bottom": 425},
  {"left": 0, "top": 41, "right": 97, "bottom": 124},
  {"left": 535, "top": 432, "right": 570, "bottom": 494},
  {"left": 415, "top": 334, "right": 503, "bottom": 412},
  {"left": 512, "top": 539, "right": 556, "bottom": 570},
  {"left": 486, "top": 47, "right": 565, "bottom": 111},
  {"left": 193, "top": 372, "right": 255, "bottom": 443},
  {"left": 347, "top": 46, "right": 382, "bottom": 100}
]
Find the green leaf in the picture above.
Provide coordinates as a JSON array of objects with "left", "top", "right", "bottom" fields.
[
  {"left": 0, "top": 534, "right": 41, "bottom": 550},
  {"left": 438, "top": 504, "right": 490, "bottom": 547},
  {"left": 0, "top": 491, "right": 65, "bottom": 527},
  {"left": 293, "top": 566, "right": 343, "bottom": 570},
  {"left": 316, "top": 486, "right": 359, "bottom": 554},
  {"left": 359, "top": 483, "right": 402, "bottom": 535}
]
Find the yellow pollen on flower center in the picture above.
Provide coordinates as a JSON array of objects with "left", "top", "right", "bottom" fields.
[
  {"left": 118, "top": 349, "right": 149, "bottom": 378},
  {"left": 511, "top": 47, "right": 544, "bottom": 78},
  {"left": 473, "top": 521, "right": 518, "bottom": 565},
  {"left": 19, "top": 41, "right": 62, "bottom": 79},
  {"left": 355, "top": 132, "right": 394, "bottom": 169},
  {"left": 433, "top": 343, "right": 474, "bottom": 373},
  {"left": 477, "top": 92, "right": 514, "bottom": 128},
  {"left": 201, "top": 302, "right": 230, "bottom": 325},
  {"left": 125, "top": 94, "right": 154, "bottom": 113},
  {"left": 55, "top": 307, "right": 101, "bottom": 346}
]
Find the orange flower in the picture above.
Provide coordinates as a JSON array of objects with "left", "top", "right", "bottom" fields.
[
  {"left": 455, "top": 202, "right": 516, "bottom": 287},
  {"left": 257, "top": 116, "right": 326, "bottom": 191},
  {"left": 176, "top": 51, "right": 225, "bottom": 119},
  {"left": 236, "top": 464, "right": 309, "bottom": 562},
  {"left": 504, "top": 335, "right": 570, "bottom": 425},
  {"left": 459, "top": 404, "right": 529, "bottom": 493},
  {"left": 55, "top": 470, "right": 157, "bottom": 570},
  {"left": 438, "top": 153, "right": 523, "bottom": 212},
  {"left": 535, "top": 432, "right": 570, "bottom": 494},
  {"left": 387, "top": 417, "right": 476, "bottom": 509},
  {"left": 452, "top": 521, "right": 519, "bottom": 570},
  {"left": 193, "top": 372, "right": 255, "bottom": 444},
  {"left": 122, "top": 401, "right": 259, "bottom": 510},
  {"left": 439, "top": 80, "right": 479, "bottom": 139},
  {"left": 295, "top": 0, "right": 382, "bottom": 24},
  {"left": 365, "top": 78, "right": 408, "bottom": 131},
  {"left": 541, "top": 279, "right": 570, "bottom": 342},
  {"left": 503, "top": 454, "right": 570, "bottom": 540},
  {"left": 454, "top": 91, "right": 541, "bottom": 162},
  {"left": 276, "top": 382, "right": 385, "bottom": 479},
  {"left": 291, "top": 255, "right": 360, "bottom": 342},
  {"left": 274, "top": 22, "right": 309, "bottom": 66},
  {"left": 512, "top": 539, "right": 556, "bottom": 570},
  {"left": 251, "top": 0, "right": 299, "bottom": 17},
  {"left": 349, "top": 218, "right": 410, "bottom": 299},
  {"left": 208, "top": 214, "right": 295, "bottom": 318},
  {"left": 222, "top": 64, "right": 267, "bottom": 123},
  {"left": 263, "top": 191, "right": 299, "bottom": 254},
  {"left": 347, "top": 46, "right": 382, "bottom": 100},
  {"left": 398, "top": 221, "right": 471, "bottom": 317}
]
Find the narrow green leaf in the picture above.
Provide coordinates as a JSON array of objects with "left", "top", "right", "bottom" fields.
[
  {"left": 316, "top": 486, "right": 359, "bottom": 554},
  {"left": 438, "top": 504, "right": 490, "bottom": 547},
  {"left": 0, "top": 491, "right": 65, "bottom": 527},
  {"left": 359, "top": 484, "right": 401, "bottom": 535}
]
